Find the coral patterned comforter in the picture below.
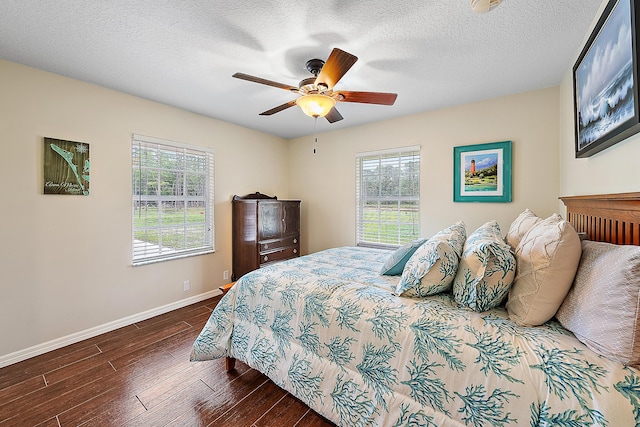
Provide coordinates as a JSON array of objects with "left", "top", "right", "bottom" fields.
[{"left": 191, "top": 247, "right": 640, "bottom": 426}]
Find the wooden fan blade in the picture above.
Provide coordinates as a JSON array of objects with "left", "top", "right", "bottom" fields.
[
  {"left": 259, "top": 100, "right": 297, "bottom": 116},
  {"left": 314, "top": 48, "right": 358, "bottom": 89},
  {"left": 336, "top": 91, "right": 398, "bottom": 105},
  {"left": 233, "top": 72, "right": 297, "bottom": 91},
  {"left": 325, "top": 107, "right": 343, "bottom": 123}
]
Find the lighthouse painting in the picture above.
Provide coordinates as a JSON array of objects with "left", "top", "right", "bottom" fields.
[
  {"left": 463, "top": 153, "right": 498, "bottom": 192},
  {"left": 454, "top": 141, "right": 512, "bottom": 203}
]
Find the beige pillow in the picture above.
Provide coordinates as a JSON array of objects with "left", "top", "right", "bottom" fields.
[
  {"left": 556, "top": 240, "right": 640, "bottom": 366},
  {"left": 506, "top": 214, "right": 581, "bottom": 326},
  {"left": 505, "top": 209, "right": 542, "bottom": 250}
]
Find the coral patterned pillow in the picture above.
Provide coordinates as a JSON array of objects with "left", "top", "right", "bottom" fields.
[
  {"left": 453, "top": 221, "right": 516, "bottom": 311},
  {"left": 395, "top": 221, "right": 466, "bottom": 297}
]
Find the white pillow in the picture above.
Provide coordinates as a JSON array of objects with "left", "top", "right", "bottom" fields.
[
  {"left": 395, "top": 221, "right": 466, "bottom": 297},
  {"left": 505, "top": 208, "right": 542, "bottom": 250},
  {"left": 506, "top": 214, "right": 581, "bottom": 326},
  {"left": 556, "top": 240, "right": 640, "bottom": 367}
]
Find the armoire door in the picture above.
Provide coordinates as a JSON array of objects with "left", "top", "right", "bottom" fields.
[
  {"left": 258, "top": 201, "right": 281, "bottom": 240},
  {"left": 281, "top": 201, "right": 300, "bottom": 238}
]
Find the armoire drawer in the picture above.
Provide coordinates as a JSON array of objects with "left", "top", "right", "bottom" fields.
[
  {"left": 259, "top": 246, "right": 299, "bottom": 265},
  {"left": 259, "top": 236, "right": 299, "bottom": 252}
]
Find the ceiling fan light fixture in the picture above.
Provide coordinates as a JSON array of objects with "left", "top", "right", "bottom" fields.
[
  {"left": 296, "top": 94, "right": 336, "bottom": 118},
  {"left": 471, "top": 0, "right": 502, "bottom": 13},
  {"left": 233, "top": 48, "right": 396, "bottom": 124}
]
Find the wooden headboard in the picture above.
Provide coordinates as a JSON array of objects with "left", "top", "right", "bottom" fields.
[{"left": 560, "top": 193, "right": 640, "bottom": 246}]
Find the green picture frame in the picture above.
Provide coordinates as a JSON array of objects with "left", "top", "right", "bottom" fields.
[
  {"left": 453, "top": 140, "right": 512, "bottom": 203},
  {"left": 43, "top": 137, "right": 90, "bottom": 195}
]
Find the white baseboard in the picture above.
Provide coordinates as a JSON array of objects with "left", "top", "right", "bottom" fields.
[{"left": 0, "top": 289, "right": 222, "bottom": 369}]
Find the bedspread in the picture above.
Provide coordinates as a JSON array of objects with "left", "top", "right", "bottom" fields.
[{"left": 191, "top": 247, "right": 640, "bottom": 426}]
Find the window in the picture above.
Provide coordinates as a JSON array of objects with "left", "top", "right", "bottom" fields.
[
  {"left": 132, "top": 134, "right": 214, "bottom": 265},
  {"left": 356, "top": 146, "right": 420, "bottom": 248}
]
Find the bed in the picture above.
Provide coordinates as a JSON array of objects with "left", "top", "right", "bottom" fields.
[{"left": 191, "top": 193, "right": 640, "bottom": 426}]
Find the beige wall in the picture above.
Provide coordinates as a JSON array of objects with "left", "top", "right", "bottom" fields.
[
  {"left": 288, "top": 87, "right": 561, "bottom": 255},
  {"left": 1, "top": 45, "right": 596, "bottom": 363},
  {"left": 0, "top": 60, "right": 288, "bottom": 361},
  {"left": 559, "top": 0, "right": 640, "bottom": 200}
]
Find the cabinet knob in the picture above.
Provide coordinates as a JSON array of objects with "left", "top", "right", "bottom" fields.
[
  {"left": 293, "top": 249, "right": 297, "bottom": 254},
  {"left": 293, "top": 238, "right": 297, "bottom": 244},
  {"left": 264, "top": 244, "right": 269, "bottom": 249},
  {"left": 264, "top": 255, "right": 269, "bottom": 262}
]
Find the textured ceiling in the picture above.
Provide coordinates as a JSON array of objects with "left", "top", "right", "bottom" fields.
[{"left": 0, "top": 0, "right": 603, "bottom": 139}]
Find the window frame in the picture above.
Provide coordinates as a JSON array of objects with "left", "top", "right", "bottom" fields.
[
  {"left": 131, "top": 134, "right": 215, "bottom": 265},
  {"left": 355, "top": 146, "right": 421, "bottom": 248}
]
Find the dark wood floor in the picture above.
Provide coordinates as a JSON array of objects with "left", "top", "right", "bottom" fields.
[{"left": 0, "top": 295, "right": 336, "bottom": 426}]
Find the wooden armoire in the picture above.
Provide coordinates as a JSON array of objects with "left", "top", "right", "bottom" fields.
[{"left": 231, "top": 192, "right": 301, "bottom": 281}]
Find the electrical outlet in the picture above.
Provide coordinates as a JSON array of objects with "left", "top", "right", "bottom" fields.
[
  {"left": 183, "top": 280, "right": 190, "bottom": 291},
  {"left": 223, "top": 270, "right": 229, "bottom": 280}
]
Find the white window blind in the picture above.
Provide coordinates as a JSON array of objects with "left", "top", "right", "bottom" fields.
[
  {"left": 132, "top": 134, "right": 214, "bottom": 265},
  {"left": 356, "top": 146, "right": 420, "bottom": 248}
]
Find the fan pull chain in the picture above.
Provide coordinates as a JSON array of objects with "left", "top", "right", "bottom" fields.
[{"left": 313, "top": 117, "right": 318, "bottom": 154}]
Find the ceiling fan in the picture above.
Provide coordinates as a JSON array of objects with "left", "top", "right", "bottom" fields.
[
  {"left": 471, "top": 0, "right": 502, "bottom": 13},
  {"left": 232, "top": 48, "right": 398, "bottom": 123}
]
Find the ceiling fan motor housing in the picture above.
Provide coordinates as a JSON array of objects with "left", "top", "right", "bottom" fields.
[
  {"left": 298, "top": 77, "right": 317, "bottom": 91},
  {"left": 305, "top": 58, "right": 325, "bottom": 76},
  {"left": 301, "top": 58, "right": 329, "bottom": 92}
]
